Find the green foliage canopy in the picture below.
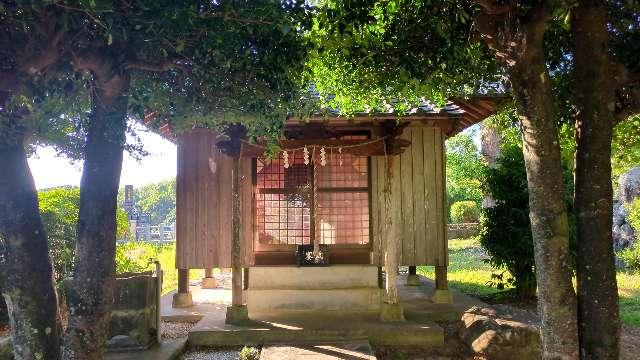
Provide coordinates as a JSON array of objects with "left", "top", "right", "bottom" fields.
[
  {"left": 1, "top": 1, "right": 311, "bottom": 151},
  {"left": 38, "top": 186, "right": 130, "bottom": 284},
  {"left": 450, "top": 201, "right": 480, "bottom": 224},
  {"left": 305, "top": 0, "right": 500, "bottom": 113},
  {"left": 446, "top": 130, "right": 483, "bottom": 212}
]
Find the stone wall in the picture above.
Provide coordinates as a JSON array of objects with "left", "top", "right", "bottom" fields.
[
  {"left": 106, "top": 271, "right": 159, "bottom": 351},
  {"left": 613, "top": 168, "right": 640, "bottom": 268},
  {"left": 447, "top": 223, "right": 481, "bottom": 240}
]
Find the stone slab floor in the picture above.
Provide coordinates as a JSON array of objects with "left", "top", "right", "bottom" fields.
[{"left": 260, "top": 341, "right": 376, "bottom": 360}]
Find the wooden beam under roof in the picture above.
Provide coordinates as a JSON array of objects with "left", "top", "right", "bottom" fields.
[
  {"left": 140, "top": 95, "right": 509, "bottom": 143},
  {"left": 217, "top": 138, "right": 412, "bottom": 157}
]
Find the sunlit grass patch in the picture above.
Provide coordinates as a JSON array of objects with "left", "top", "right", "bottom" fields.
[{"left": 419, "top": 236, "right": 640, "bottom": 327}]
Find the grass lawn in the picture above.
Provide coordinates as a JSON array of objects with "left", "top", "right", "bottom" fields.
[
  {"left": 116, "top": 242, "right": 203, "bottom": 295},
  {"left": 418, "top": 237, "right": 640, "bottom": 327}
]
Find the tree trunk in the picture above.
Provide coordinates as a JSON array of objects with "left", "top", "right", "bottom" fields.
[
  {"left": 0, "top": 135, "right": 61, "bottom": 360},
  {"left": 475, "top": 4, "right": 580, "bottom": 358},
  {"left": 63, "top": 70, "right": 129, "bottom": 359},
  {"left": 480, "top": 124, "right": 500, "bottom": 209},
  {"left": 509, "top": 57, "right": 580, "bottom": 360},
  {"left": 572, "top": 3, "right": 620, "bottom": 359}
]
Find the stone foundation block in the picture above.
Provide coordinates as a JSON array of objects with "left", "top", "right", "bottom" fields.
[
  {"left": 172, "top": 292, "right": 193, "bottom": 308},
  {"left": 405, "top": 274, "right": 421, "bottom": 286},
  {"left": 225, "top": 305, "right": 249, "bottom": 325},
  {"left": 379, "top": 303, "right": 405, "bottom": 322},
  {"left": 201, "top": 277, "right": 217, "bottom": 289},
  {"left": 431, "top": 289, "right": 453, "bottom": 304}
]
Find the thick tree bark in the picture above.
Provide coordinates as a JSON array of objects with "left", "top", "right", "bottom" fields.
[
  {"left": 572, "top": 3, "right": 620, "bottom": 359},
  {"left": 0, "top": 135, "right": 61, "bottom": 360},
  {"left": 510, "top": 61, "right": 579, "bottom": 360},
  {"left": 475, "top": 3, "right": 579, "bottom": 358},
  {"left": 62, "top": 67, "right": 129, "bottom": 359},
  {"left": 480, "top": 124, "right": 500, "bottom": 209}
]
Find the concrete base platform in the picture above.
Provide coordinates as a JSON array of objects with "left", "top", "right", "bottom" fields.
[
  {"left": 172, "top": 292, "right": 193, "bottom": 308},
  {"left": 379, "top": 303, "right": 405, "bottom": 322},
  {"left": 201, "top": 277, "right": 217, "bottom": 289},
  {"left": 260, "top": 341, "right": 376, "bottom": 360},
  {"left": 248, "top": 288, "right": 382, "bottom": 312},
  {"left": 405, "top": 274, "right": 421, "bottom": 286},
  {"left": 105, "top": 339, "right": 186, "bottom": 360},
  {"left": 160, "top": 273, "right": 487, "bottom": 349},
  {"left": 431, "top": 289, "right": 453, "bottom": 304},
  {"left": 247, "top": 266, "right": 381, "bottom": 312},
  {"left": 189, "top": 310, "right": 443, "bottom": 347}
]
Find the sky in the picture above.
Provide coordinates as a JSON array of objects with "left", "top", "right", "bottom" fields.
[{"left": 28, "top": 123, "right": 177, "bottom": 190}]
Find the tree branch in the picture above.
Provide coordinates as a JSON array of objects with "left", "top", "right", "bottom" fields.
[
  {"left": 475, "top": 0, "right": 511, "bottom": 15},
  {"left": 17, "top": 30, "right": 65, "bottom": 76},
  {"left": 124, "top": 58, "right": 191, "bottom": 72},
  {"left": 0, "top": 71, "right": 19, "bottom": 93}
]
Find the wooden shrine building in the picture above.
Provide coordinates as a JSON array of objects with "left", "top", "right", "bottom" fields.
[{"left": 159, "top": 97, "right": 503, "bottom": 322}]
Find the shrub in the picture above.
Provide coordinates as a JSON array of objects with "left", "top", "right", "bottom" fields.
[
  {"left": 619, "top": 242, "right": 640, "bottom": 271},
  {"left": 626, "top": 198, "right": 640, "bottom": 234},
  {"left": 450, "top": 201, "right": 480, "bottom": 223},
  {"left": 480, "top": 145, "right": 575, "bottom": 299},
  {"left": 239, "top": 346, "right": 260, "bottom": 360}
]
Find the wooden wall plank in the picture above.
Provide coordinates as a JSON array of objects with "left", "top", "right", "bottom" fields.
[
  {"left": 435, "top": 130, "right": 447, "bottom": 266},
  {"left": 390, "top": 154, "right": 402, "bottom": 266},
  {"left": 176, "top": 129, "right": 234, "bottom": 269},
  {"left": 205, "top": 133, "right": 218, "bottom": 267},
  {"left": 240, "top": 158, "right": 254, "bottom": 266},
  {"left": 411, "top": 127, "right": 427, "bottom": 265},
  {"left": 218, "top": 151, "right": 233, "bottom": 268},
  {"left": 424, "top": 127, "right": 438, "bottom": 264},
  {"left": 176, "top": 135, "right": 186, "bottom": 269},
  {"left": 185, "top": 133, "right": 198, "bottom": 266},
  {"left": 370, "top": 157, "right": 381, "bottom": 266},
  {"left": 400, "top": 129, "right": 415, "bottom": 265}
]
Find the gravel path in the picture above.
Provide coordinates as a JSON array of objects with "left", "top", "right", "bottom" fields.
[
  {"left": 180, "top": 349, "right": 240, "bottom": 360},
  {"left": 161, "top": 320, "right": 199, "bottom": 340}
]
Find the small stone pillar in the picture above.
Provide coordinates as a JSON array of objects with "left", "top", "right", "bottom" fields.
[
  {"left": 431, "top": 265, "right": 453, "bottom": 304},
  {"left": 172, "top": 268, "right": 193, "bottom": 308},
  {"left": 201, "top": 268, "right": 217, "bottom": 289},
  {"left": 406, "top": 265, "right": 420, "bottom": 286}
]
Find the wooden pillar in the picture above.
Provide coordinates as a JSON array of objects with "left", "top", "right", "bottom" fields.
[
  {"left": 202, "top": 268, "right": 217, "bottom": 289},
  {"left": 435, "top": 265, "right": 448, "bottom": 290},
  {"left": 172, "top": 268, "right": 193, "bottom": 308},
  {"left": 178, "top": 269, "right": 189, "bottom": 293},
  {"left": 380, "top": 155, "right": 404, "bottom": 321},
  {"left": 406, "top": 265, "right": 420, "bottom": 286},
  {"left": 431, "top": 265, "right": 453, "bottom": 304},
  {"left": 225, "top": 131, "right": 249, "bottom": 324},
  {"left": 384, "top": 156, "right": 399, "bottom": 304},
  {"left": 231, "top": 155, "right": 243, "bottom": 307}
]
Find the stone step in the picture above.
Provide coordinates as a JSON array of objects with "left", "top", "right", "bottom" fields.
[
  {"left": 248, "top": 265, "right": 379, "bottom": 290},
  {"left": 189, "top": 310, "right": 444, "bottom": 347},
  {"left": 247, "top": 288, "right": 382, "bottom": 312},
  {"left": 259, "top": 341, "right": 377, "bottom": 360}
]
